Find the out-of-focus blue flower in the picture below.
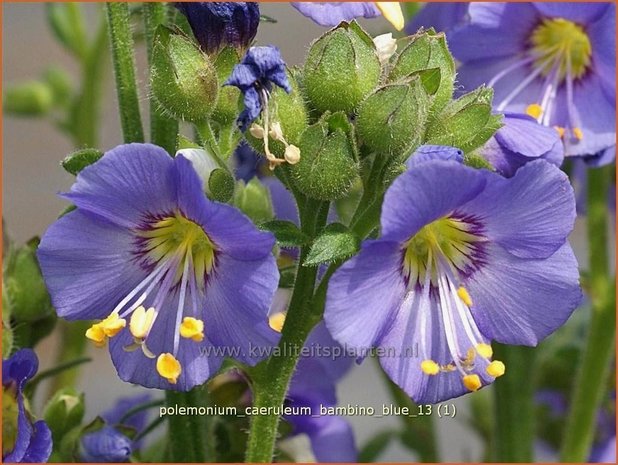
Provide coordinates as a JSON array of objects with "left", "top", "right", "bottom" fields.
[
  {"left": 325, "top": 149, "right": 581, "bottom": 403},
  {"left": 80, "top": 393, "right": 153, "bottom": 463},
  {"left": 284, "top": 322, "right": 357, "bottom": 462},
  {"left": 2, "top": 349, "right": 52, "bottom": 463},
  {"left": 406, "top": 2, "right": 469, "bottom": 34},
  {"left": 225, "top": 46, "right": 291, "bottom": 131},
  {"left": 448, "top": 3, "right": 615, "bottom": 159},
  {"left": 292, "top": 2, "right": 404, "bottom": 30},
  {"left": 174, "top": 2, "right": 260, "bottom": 54},
  {"left": 591, "top": 436, "right": 616, "bottom": 463},
  {"left": 38, "top": 144, "right": 279, "bottom": 391},
  {"left": 481, "top": 113, "right": 564, "bottom": 178}
]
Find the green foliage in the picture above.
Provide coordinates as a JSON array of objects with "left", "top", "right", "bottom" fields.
[
  {"left": 61, "top": 148, "right": 103, "bottom": 175},
  {"left": 291, "top": 112, "right": 359, "bottom": 200},
  {"left": 304, "top": 223, "right": 360, "bottom": 266},
  {"left": 43, "top": 388, "right": 86, "bottom": 445},
  {"left": 259, "top": 220, "right": 310, "bottom": 248},
  {"left": 357, "top": 78, "right": 429, "bottom": 158},
  {"left": 150, "top": 26, "right": 218, "bottom": 122},
  {"left": 303, "top": 21, "right": 381, "bottom": 113},
  {"left": 233, "top": 178, "right": 274, "bottom": 223},
  {"left": 211, "top": 47, "right": 241, "bottom": 126},
  {"left": 389, "top": 30, "right": 456, "bottom": 113}
]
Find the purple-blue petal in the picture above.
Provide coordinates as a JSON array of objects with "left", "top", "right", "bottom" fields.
[
  {"left": 325, "top": 240, "right": 407, "bottom": 358},
  {"left": 291, "top": 2, "right": 380, "bottom": 27},
  {"left": 381, "top": 160, "right": 486, "bottom": 242},
  {"left": 406, "top": 145, "right": 464, "bottom": 170},
  {"left": 406, "top": 2, "right": 469, "bottom": 34},
  {"left": 81, "top": 426, "right": 132, "bottom": 463},
  {"left": 37, "top": 210, "right": 145, "bottom": 320},
  {"left": 461, "top": 160, "right": 576, "bottom": 259},
  {"left": 2, "top": 349, "right": 39, "bottom": 387},
  {"left": 20, "top": 421, "right": 53, "bottom": 463},
  {"left": 466, "top": 243, "right": 581, "bottom": 346},
  {"left": 63, "top": 144, "right": 177, "bottom": 229},
  {"left": 532, "top": 3, "right": 610, "bottom": 24}
]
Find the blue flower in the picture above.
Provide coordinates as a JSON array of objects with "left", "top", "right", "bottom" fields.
[
  {"left": 80, "top": 393, "right": 153, "bottom": 462},
  {"left": 448, "top": 3, "right": 616, "bottom": 158},
  {"left": 481, "top": 113, "right": 564, "bottom": 177},
  {"left": 2, "top": 349, "right": 52, "bottom": 463},
  {"left": 174, "top": 2, "right": 260, "bottom": 54},
  {"left": 406, "top": 2, "right": 469, "bottom": 34},
  {"left": 325, "top": 149, "right": 581, "bottom": 403},
  {"left": 225, "top": 46, "right": 291, "bottom": 132},
  {"left": 292, "top": 2, "right": 405, "bottom": 31},
  {"left": 284, "top": 322, "right": 357, "bottom": 462},
  {"left": 38, "top": 144, "right": 279, "bottom": 391}
]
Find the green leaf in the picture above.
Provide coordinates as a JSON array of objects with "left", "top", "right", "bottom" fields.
[
  {"left": 259, "top": 220, "right": 309, "bottom": 248},
  {"left": 61, "top": 148, "right": 103, "bottom": 175},
  {"left": 303, "top": 223, "right": 360, "bottom": 266}
]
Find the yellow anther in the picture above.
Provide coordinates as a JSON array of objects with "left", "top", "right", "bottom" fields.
[
  {"left": 554, "top": 126, "right": 565, "bottom": 138},
  {"left": 269, "top": 312, "right": 287, "bottom": 333},
  {"left": 486, "top": 360, "right": 506, "bottom": 378},
  {"left": 464, "top": 347, "right": 477, "bottom": 363},
  {"left": 156, "top": 353, "right": 182, "bottom": 384},
  {"left": 129, "top": 306, "right": 156, "bottom": 340},
  {"left": 573, "top": 127, "right": 583, "bottom": 140},
  {"left": 99, "top": 313, "right": 126, "bottom": 337},
  {"left": 375, "top": 2, "right": 404, "bottom": 31},
  {"left": 463, "top": 374, "right": 482, "bottom": 392},
  {"left": 457, "top": 286, "right": 473, "bottom": 307},
  {"left": 441, "top": 364, "right": 457, "bottom": 373},
  {"left": 476, "top": 343, "right": 493, "bottom": 359},
  {"left": 421, "top": 360, "right": 440, "bottom": 375},
  {"left": 180, "top": 317, "right": 205, "bottom": 342},
  {"left": 85, "top": 324, "right": 106, "bottom": 348},
  {"left": 526, "top": 103, "right": 543, "bottom": 119},
  {"left": 284, "top": 145, "right": 301, "bottom": 165}
]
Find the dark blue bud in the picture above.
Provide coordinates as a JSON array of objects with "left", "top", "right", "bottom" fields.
[
  {"left": 175, "top": 2, "right": 260, "bottom": 54},
  {"left": 81, "top": 426, "right": 132, "bottom": 463}
]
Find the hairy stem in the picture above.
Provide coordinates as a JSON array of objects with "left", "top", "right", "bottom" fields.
[{"left": 106, "top": 2, "right": 144, "bottom": 143}]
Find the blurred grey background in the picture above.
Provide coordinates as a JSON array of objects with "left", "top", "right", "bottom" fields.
[{"left": 2, "top": 3, "right": 596, "bottom": 462}]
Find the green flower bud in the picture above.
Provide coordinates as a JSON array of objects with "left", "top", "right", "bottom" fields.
[
  {"left": 3, "top": 81, "right": 54, "bottom": 116},
  {"left": 291, "top": 112, "right": 359, "bottom": 200},
  {"left": 2, "top": 284, "right": 13, "bottom": 358},
  {"left": 388, "top": 30, "right": 456, "bottom": 112},
  {"left": 43, "top": 388, "right": 85, "bottom": 444},
  {"left": 4, "top": 240, "right": 52, "bottom": 323},
  {"left": 211, "top": 47, "right": 241, "bottom": 126},
  {"left": 303, "top": 21, "right": 381, "bottom": 114},
  {"left": 246, "top": 72, "right": 308, "bottom": 159},
  {"left": 61, "top": 148, "right": 103, "bottom": 176},
  {"left": 43, "top": 66, "right": 73, "bottom": 107},
  {"left": 233, "top": 178, "right": 274, "bottom": 224},
  {"left": 426, "top": 86, "right": 503, "bottom": 153},
  {"left": 150, "top": 26, "right": 218, "bottom": 122},
  {"left": 177, "top": 148, "right": 234, "bottom": 202},
  {"left": 356, "top": 78, "right": 429, "bottom": 158}
]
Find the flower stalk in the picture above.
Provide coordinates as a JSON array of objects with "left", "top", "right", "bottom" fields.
[
  {"left": 560, "top": 165, "right": 616, "bottom": 462},
  {"left": 105, "top": 2, "right": 144, "bottom": 143}
]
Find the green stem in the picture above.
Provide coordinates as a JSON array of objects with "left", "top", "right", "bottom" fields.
[
  {"left": 381, "top": 367, "right": 439, "bottom": 462},
  {"left": 196, "top": 121, "right": 223, "bottom": 160},
  {"left": 47, "top": 321, "right": 91, "bottom": 397},
  {"left": 69, "top": 8, "right": 108, "bottom": 147},
  {"left": 245, "top": 200, "right": 329, "bottom": 462},
  {"left": 106, "top": 2, "right": 144, "bottom": 143},
  {"left": 560, "top": 165, "right": 615, "bottom": 462},
  {"left": 165, "top": 388, "right": 215, "bottom": 462},
  {"left": 144, "top": 3, "right": 178, "bottom": 154},
  {"left": 492, "top": 344, "right": 537, "bottom": 461}
]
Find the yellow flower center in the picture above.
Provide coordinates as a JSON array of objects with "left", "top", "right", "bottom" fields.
[
  {"left": 137, "top": 212, "right": 216, "bottom": 287},
  {"left": 403, "top": 216, "right": 483, "bottom": 286},
  {"left": 530, "top": 18, "right": 592, "bottom": 80}
]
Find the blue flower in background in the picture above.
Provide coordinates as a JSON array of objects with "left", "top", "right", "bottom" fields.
[
  {"left": 325, "top": 149, "right": 581, "bottom": 403},
  {"left": 225, "top": 46, "right": 291, "bottom": 132},
  {"left": 481, "top": 112, "right": 564, "bottom": 178},
  {"left": 174, "top": 2, "right": 260, "bottom": 54},
  {"left": 80, "top": 393, "right": 153, "bottom": 462},
  {"left": 447, "top": 3, "right": 615, "bottom": 159},
  {"left": 38, "top": 144, "right": 279, "bottom": 391},
  {"left": 292, "top": 2, "right": 405, "bottom": 31},
  {"left": 2, "top": 349, "right": 52, "bottom": 463},
  {"left": 406, "top": 2, "right": 468, "bottom": 34},
  {"left": 284, "top": 322, "right": 357, "bottom": 462}
]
